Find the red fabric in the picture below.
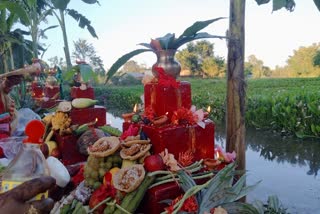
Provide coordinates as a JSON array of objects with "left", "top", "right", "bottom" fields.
[{"left": 154, "top": 67, "right": 180, "bottom": 88}]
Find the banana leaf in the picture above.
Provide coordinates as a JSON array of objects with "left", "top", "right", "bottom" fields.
[
  {"left": 105, "top": 49, "right": 152, "bottom": 83},
  {"left": 0, "top": 1, "right": 30, "bottom": 25},
  {"left": 173, "top": 32, "right": 226, "bottom": 49},
  {"left": 178, "top": 17, "right": 226, "bottom": 38}
]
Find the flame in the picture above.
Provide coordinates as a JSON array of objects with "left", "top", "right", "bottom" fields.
[
  {"left": 216, "top": 151, "right": 220, "bottom": 159},
  {"left": 133, "top": 103, "right": 138, "bottom": 113},
  {"left": 42, "top": 92, "right": 45, "bottom": 96},
  {"left": 165, "top": 112, "right": 169, "bottom": 115},
  {"left": 207, "top": 106, "right": 211, "bottom": 113},
  {"left": 95, "top": 118, "right": 98, "bottom": 123}
]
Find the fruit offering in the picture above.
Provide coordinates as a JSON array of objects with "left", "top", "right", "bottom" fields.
[{"left": 83, "top": 153, "right": 122, "bottom": 189}]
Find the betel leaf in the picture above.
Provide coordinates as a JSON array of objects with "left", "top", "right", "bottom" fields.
[
  {"left": 178, "top": 17, "right": 226, "bottom": 39},
  {"left": 105, "top": 49, "right": 152, "bottom": 84},
  {"left": 314, "top": 0, "right": 320, "bottom": 11}
]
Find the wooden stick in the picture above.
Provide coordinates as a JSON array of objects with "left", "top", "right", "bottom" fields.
[{"left": 0, "top": 63, "right": 41, "bottom": 79}]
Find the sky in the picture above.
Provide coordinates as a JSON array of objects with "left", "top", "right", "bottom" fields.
[{"left": 39, "top": 0, "right": 320, "bottom": 69}]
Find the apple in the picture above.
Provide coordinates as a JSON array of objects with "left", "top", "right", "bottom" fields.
[
  {"left": 51, "top": 148, "right": 61, "bottom": 159},
  {"left": 144, "top": 154, "right": 165, "bottom": 172}
]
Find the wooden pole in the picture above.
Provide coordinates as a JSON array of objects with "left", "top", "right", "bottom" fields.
[{"left": 226, "top": 0, "right": 246, "bottom": 171}]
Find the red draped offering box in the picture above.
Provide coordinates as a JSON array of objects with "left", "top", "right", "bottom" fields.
[
  {"left": 144, "top": 81, "right": 191, "bottom": 118},
  {"left": 138, "top": 182, "right": 182, "bottom": 214},
  {"left": 44, "top": 86, "right": 60, "bottom": 98},
  {"left": 70, "top": 87, "right": 95, "bottom": 99},
  {"left": 142, "top": 120, "right": 215, "bottom": 161},
  {"left": 31, "top": 83, "right": 43, "bottom": 98},
  {"left": 54, "top": 133, "right": 87, "bottom": 165},
  {"left": 70, "top": 106, "right": 106, "bottom": 126}
]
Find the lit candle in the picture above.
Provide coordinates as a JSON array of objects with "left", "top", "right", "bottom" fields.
[{"left": 204, "top": 106, "right": 211, "bottom": 119}]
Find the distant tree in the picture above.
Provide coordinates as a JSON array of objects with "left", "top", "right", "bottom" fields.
[
  {"left": 313, "top": 50, "right": 320, "bottom": 67},
  {"left": 245, "top": 55, "right": 264, "bottom": 78},
  {"left": 121, "top": 60, "right": 145, "bottom": 73},
  {"left": 47, "top": 56, "right": 66, "bottom": 68},
  {"left": 176, "top": 48, "right": 200, "bottom": 75},
  {"left": 72, "top": 39, "right": 95, "bottom": 62},
  {"left": 287, "top": 43, "right": 320, "bottom": 77},
  {"left": 50, "top": 0, "right": 99, "bottom": 70},
  {"left": 176, "top": 40, "right": 225, "bottom": 77},
  {"left": 72, "top": 38, "right": 105, "bottom": 76}
]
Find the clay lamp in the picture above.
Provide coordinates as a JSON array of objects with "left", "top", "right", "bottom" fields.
[
  {"left": 122, "top": 104, "right": 138, "bottom": 122},
  {"left": 204, "top": 151, "right": 222, "bottom": 170},
  {"left": 152, "top": 112, "right": 169, "bottom": 126}
]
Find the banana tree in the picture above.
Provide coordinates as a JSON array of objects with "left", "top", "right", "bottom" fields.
[
  {"left": 50, "top": 0, "right": 99, "bottom": 71},
  {"left": 0, "top": 7, "right": 29, "bottom": 73}
]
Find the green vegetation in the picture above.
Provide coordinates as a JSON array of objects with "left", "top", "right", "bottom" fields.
[{"left": 98, "top": 77, "right": 320, "bottom": 139}]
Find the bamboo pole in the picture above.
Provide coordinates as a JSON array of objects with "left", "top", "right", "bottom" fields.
[{"left": 226, "top": 0, "right": 246, "bottom": 171}]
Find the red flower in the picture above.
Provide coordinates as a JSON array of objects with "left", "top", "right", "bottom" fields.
[
  {"left": 171, "top": 107, "right": 195, "bottom": 126},
  {"left": 71, "top": 165, "right": 84, "bottom": 186},
  {"left": 164, "top": 195, "right": 198, "bottom": 213},
  {"left": 120, "top": 124, "right": 139, "bottom": 140},
  {"left": 89, "top": 178, "right": 117, "bottom": 213}
]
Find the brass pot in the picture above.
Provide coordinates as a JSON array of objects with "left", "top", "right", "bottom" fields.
[{"left": 151, "top": 49, "right": 181, "bottom": 79}]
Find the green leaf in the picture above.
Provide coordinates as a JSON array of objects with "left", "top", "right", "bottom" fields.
[
  {"left": 41, "top": 25, "right": 59, "bottom": 34},
  {"left": 268, "top": 195, "right": 280, "bottom": 212},
  {"left": 251, "top": 200, "right": 265, "bottom": 214},
  {"left": 79, "top": 64, "right": 93, "bottom": 83},
  {"left": 222, "top": 202, "right": 260, "bottom": 214},
  {"left": 81, "top": 0, "right": 99, "bottom": 4},
  {"left": 105, "top": 49, "right": 152, "bottom": 83},
  {"left": 273, "top": 0, "right": 295, "bottom": 12},
  {"left": 255, "top": 0, "right": 271, "bottom": 5},
  {"left": 314, "top": 0, "right": 320, "bottom": 11},
  {"left": 138, "top": 43, "right": 152, "bottom": 49},
  {"left": 173, "top": 32, "right": 226, "bottom": 49},
  {"left": 67, "top": 9, "right": 98, "bottom": 38},
  {"left": 178, "top": 17, "right": 226, "bottom": 38},
  {"left": 0, "top": 1, "right": 30, "bottom": 25},
  {"left": 51, "top": 0, "right": 70, "bottom": 10},
  {"left": 199, "top": 163, "right": 236, "bottom": 212},
  {"left": 156, "top": 33, "right": 175, "bottom": 50}
]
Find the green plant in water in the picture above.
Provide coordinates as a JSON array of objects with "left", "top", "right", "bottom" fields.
[{"left": 105, "top": 18, "right": 226, "bottom": 83}]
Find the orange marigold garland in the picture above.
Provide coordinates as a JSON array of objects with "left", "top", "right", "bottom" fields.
[{"left": 171, "top": 107, "right": 195, "bottom": 125}]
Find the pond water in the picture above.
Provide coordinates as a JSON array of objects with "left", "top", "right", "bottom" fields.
[{"left": 107, "top": 113, "right": 320, "bottom": 214}]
